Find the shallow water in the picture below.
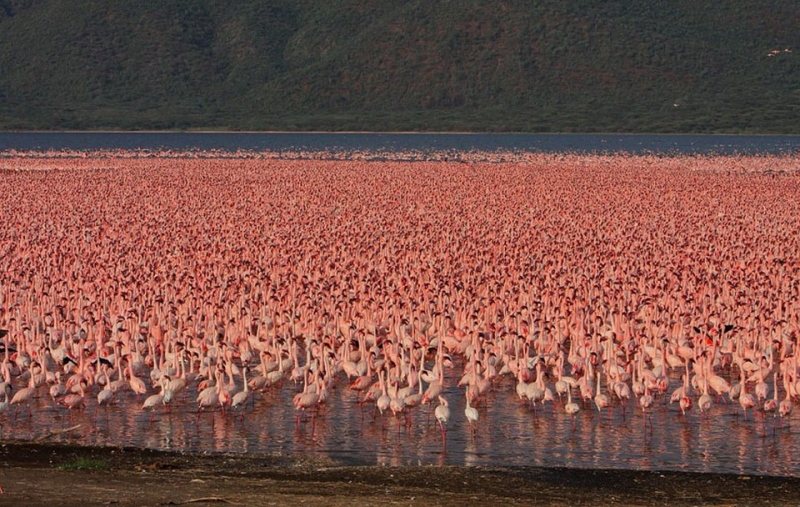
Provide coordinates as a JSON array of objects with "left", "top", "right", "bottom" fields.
[
  {"left": 3, "top": 362, "right": 798, "bottom": 476},
  {"left": 1, "top": 132, "right": 800, "bottom": 155}
]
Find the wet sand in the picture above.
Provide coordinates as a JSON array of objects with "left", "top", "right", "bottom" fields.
[{"left": 1, "top": 441, "right": 798, "bottom": 506}]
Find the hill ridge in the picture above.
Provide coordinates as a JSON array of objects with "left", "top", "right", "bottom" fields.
[{"left": 0, "top": 0, "right": 797, "bottom": 132}]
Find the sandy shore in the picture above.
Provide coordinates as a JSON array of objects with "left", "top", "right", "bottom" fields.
[{"left": 1, "top": 441, "right": 799, "bottom": 506}]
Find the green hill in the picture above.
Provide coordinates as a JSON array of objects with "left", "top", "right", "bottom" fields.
[{"left": 0, "top": 0, "right": 798, "bottom": 132}]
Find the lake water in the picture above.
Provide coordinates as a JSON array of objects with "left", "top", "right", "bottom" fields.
[
  {"left": 1, "top": 132, "right": 800, "bottom": 155},
  {"left": 2, "top": 131, "right": 800, "bottom": 476}
]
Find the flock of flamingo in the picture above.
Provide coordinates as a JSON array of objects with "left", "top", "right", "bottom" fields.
[{"left": 1, "top": 150, "right": 799, "bottom": 447}]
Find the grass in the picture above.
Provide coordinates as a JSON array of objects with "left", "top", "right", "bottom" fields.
[{"left": 57, "top": 457, "right": 110, "bottom": 471}]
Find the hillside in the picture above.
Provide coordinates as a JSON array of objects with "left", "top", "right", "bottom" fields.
[{"left": 0, "top": 0, "right": 797, "bottom": 132}]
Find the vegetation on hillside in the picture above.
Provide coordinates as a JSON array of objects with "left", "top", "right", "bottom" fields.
[{"left": 0, "top": 0, "right": 797, "bottom": 132}]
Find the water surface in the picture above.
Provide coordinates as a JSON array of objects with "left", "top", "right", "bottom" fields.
[
  {"left": 1, "top": 132, "right": 799, "bottom": 156},
  {"left": 3, "top": 362, "right": 797, "bottom": 476}
]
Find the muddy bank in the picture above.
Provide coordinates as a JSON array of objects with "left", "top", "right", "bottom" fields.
[{"left": 0, "top": 441, "right": 799, "bottom": 506}]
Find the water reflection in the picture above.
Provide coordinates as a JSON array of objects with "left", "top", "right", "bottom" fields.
[{"left": 2, "top": 364, "right": 799, "bottom": 476}]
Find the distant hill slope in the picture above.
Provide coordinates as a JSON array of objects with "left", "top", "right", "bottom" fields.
[{"left": 0, "top": 0, "right": 797, "bottom": 132}]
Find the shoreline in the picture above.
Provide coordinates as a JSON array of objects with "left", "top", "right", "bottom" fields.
[
  {"left": 3, "top": 130, "right": 800, "bottom": 137},
  {"left": 2, "top": 441, "right": 800, "bottom": 506}
]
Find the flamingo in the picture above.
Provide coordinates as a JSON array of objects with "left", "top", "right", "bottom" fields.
[
  {"left": 388, "top": 377, "right": 406, "bottom": 420},
  {"left": 738, "top": 367, "right": 756, "bottom": 420},
  {"left": 763, "top": 369, "right": 779, "bottom": 416},
  {"left": 594, "top": 364, "right": 609, "bottom": 417},
  {"left": 3, "top": 149, "right": 800, "bottom": 474},
  {"left": 639, "top": 386, "right": 654, "bottom": 432},
  {"left": 197, "top": 368, "right": 223, "bottom": 421},
  {"left": 128, "top": 361, "right": 147, "bottom": 397},
  {"left": 375, "top": 368, "right": 391, "bottom": 416},
  {"left": 754, "top": 362, "right": 770, "bottom": 403},
  {"left": 0, "top": 388, "right": 9, "bottom": 416},
  {"left": 49, "top": 374, "right": 66, "bottom": 406},
  {"left": 0, "top": 363, "right": 12, "bottom": 414},
  {"left": 58, "top": 378, "right": 87, "bottom": 412},
  {"left": 421, "top": 344, "right": 444, "bottom": 405},
  {"left": 698, "top": 373, "right": 713, "bottom": 418},
  {"left": 231, "top": 366, "right": 253, "bottom": 415},
  {"left": 10, "top": 370, "right": 36, "bottom": 419},
  {"left": 672, "top": 361, "right": 693, "bottom": 416},
  {"left": 96, "top": 384, "right": 114, "bottom": 412},
  {"left": 403, "top": 352, "right": 426, "bottom": 408},
  {"left": 293, "top": 370, "right": 320, "bottom": 424},
  {"left": 164, "top": 352, "right": 188, "bottom": 402},
  {"left": 564, "top": 384, "right": 581, "bottom": 431},
  {"left": 434, "top": 395, "right": 450, "bottom": 441},
  {"left": 779, "top": 370, "right": 793, "bottom": 427},
  {"left": 464, "top": 391, "right": 479, "bottom": 433},
  {"left": 554, "top": 355, "right": 570, "bottom": 401},
  {"left": 142, "top": 378, "right": 167, "bottom": 423}
]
